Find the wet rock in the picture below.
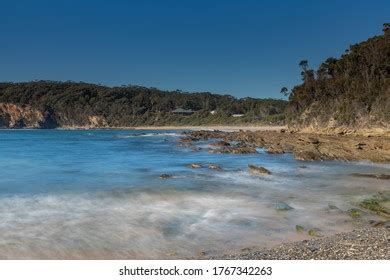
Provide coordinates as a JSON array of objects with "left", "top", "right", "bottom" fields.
[
  {"left": 208, "top": 164, "right": 222, "bottom": 171},
  {"left": 359, "top": 198, "right": 389, "bottom": 216},
  {"left": 248, "top": 164, "right": 271, "bottom": 175},
  {"left": 267, "top": 145, "right": 284, "bottom": 154},
  {"left": 308, "top": 228, "right": 321, "bottom": 237},
  {"left": 188, "top": 163, "right": 202, "bottom": 168},
  {"left": 211, "top": 140, "right": 231, "bottom": 147},
  {"left": 180, "top": 130, "right": 228, "bottom": 142},
  {"left": 351, "top": 173, "right": 390, "bottom": 180},
  {"left": 328, "top": 204, "right": 340, "bottom": 210},
  {"left": 296, "top": 225, "right": 305, "bottom": 233},
  {"left": 274, "top": 202, "right": 293, "bottom": 211},
  {"left": 159, "top": 174, "right": 173, "bottom": 179},
  {"left": 347, "top": 208, "right": 363, "bottom": 218},
  {"left": 293, "top": 149, "right": 322, "bottom": 161},
  {"left": 210, "top": 146, "right": 258, "bottom": 154}
]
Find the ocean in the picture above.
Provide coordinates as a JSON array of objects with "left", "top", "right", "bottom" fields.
[{"left": 0, "top": 129, "right": 388, "bottom": 259}]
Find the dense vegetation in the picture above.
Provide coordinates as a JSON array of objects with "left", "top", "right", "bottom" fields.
[
  {"left": 0, "top": 81, "right": 287, "bottom": 128},
  {"left": 284, "top": 24, "right": 390, "bottom": 129}
]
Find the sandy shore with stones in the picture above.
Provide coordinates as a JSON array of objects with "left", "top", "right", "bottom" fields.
[
  {"left": 179, "top": 128, "right": 390, "bottom": 260},
  {"left": 210, "top": 227, "right": 389, "bottom": 260}
]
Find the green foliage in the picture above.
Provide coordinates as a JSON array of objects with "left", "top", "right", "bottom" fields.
[
  {"left": 286, "top": 25, "right": 390, "bottom": 128},
  {"left": 0, "top": 81, "right": 288, "bottom": 128}
]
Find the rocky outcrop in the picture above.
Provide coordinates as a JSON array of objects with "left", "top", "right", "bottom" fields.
[
  {"left": 181, "top": 129, "right": 390, "bottom": 163},
  {"left": 248, "top": 164, "right": 270, "bottom": 175},
  {"left": 0, "top": 103, "right": 57, "bottom": 128}
]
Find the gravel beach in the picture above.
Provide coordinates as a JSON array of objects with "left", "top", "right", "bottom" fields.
[{"left": 212, "top": 227, "right": 389, "bottom": 260}]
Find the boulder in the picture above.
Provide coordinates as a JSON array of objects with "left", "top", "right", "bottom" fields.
[
  {"left": 208, "top": 164, "right": 221, "bottom": 171},
  {"left": 248, "top": 164, "right": 271, "bottom": 175},
  {"left": 189, "top": 163, "right": 202, "bottom": 168},
  {"left": 273, "top": 202, "right": 293, "bottom": 211}
]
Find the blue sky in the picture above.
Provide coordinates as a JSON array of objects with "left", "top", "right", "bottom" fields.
[{"left": 0, "top": 0, "right": 389, "bottom": 98}]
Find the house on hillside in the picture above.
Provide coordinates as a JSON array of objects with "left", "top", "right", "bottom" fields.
[
  {"left": 171, "top": 108, "right": 194, "bottom": 115},
  {"left": 232, "top": 114, "right": 244, "bottom": 117}
]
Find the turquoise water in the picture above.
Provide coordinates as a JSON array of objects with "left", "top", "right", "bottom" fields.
[{"left": 0, "top": 130, "right": 388, "bottom": 259}]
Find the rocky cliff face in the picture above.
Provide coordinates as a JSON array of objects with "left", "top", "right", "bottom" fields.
[{"left": 0, "top": 103, "right": 46, "bottom": 128}]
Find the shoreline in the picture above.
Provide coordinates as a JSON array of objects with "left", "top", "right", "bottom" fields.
[
  {"left": 210, "top": 227, "right": 389, "bottom": 260},
  {"left": 1, "top": 125, "right": 389, "bottom": 136}
]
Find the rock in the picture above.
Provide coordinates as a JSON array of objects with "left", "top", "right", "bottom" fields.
[
  {"left": 208, "top": 164, "right": 221, "bottom": 171},
  {"left": 189, "top": 163, "right": 202, "bottom": 168},
  {"left": 296, "top": 225, "right": 305, "bottom": 233},
  {"left": 293, "top": 149, "right": 322, "bottom": 161},
  {"left": 211, "top": 140, "right": 231, "bottom": 147},
  {"left": 274, "top": 202, "right": 294, "bottom": 211},
  {"left": 248, "top": 164, "right": 271, "bottom": 175},
  {"left": 308, "top": 137, "right": 320, "bottom": 144},
  {"left": 308, "top": 228, "right": 321, "bottom": 237},
  {"left": 267, "top": 145, "right": 284, "bottom": 154},
  {"left": 351, "top": 173, "right": 390, "bottom": 180},
  {"left": 165, "top": 251, "right": 177, "bottom": 257},
  {"left": 210, "top": 146, "right": 258, "bottom": 154},
  {"left": 159, "top": 174, "right": 173, "bottom": 179},
  {"left": 197, "top": 250, "right": 206, "bottom": 257},
  {"left": 355, "top": 143, "right": 366, "bottom": 150},
  {"left": 347, "top": 208, "right": 363, "bottom": 218},
  {"left": 359, "top": 198, "right": 389, "bottom": 216},
  {"left": 328, "top": 204, "right": 340, "bottom": 210}
]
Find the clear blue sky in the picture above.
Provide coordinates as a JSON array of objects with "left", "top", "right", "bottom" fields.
[{"left": 0, "top": 0, "right": 389, "bottom": 98}]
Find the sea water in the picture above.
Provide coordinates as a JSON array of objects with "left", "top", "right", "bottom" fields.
[{"left": 0, "top": 130, "right": 388, "bottom": 259}]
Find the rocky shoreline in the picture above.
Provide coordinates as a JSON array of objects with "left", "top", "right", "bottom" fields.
[
  {"left": 179, "top": 129, "right": 390, "bottom": 260},
  {"left": 180, "top": 129, "right": 390, "bottom": 163}
]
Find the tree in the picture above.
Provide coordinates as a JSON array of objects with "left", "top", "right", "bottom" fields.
[
  {"left": 299, "top": 60, "right": 309, "bottom": 72},
  {"left": 280, "top": 87, "right": 289, "bottom": 96},
  {"left": 383, "top": 23, "right": 390, "bottom": 38}
]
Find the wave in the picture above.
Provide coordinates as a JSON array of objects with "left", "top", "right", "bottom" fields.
[{"left": 115, "top": 132, "right": 180, "bottom": 138}]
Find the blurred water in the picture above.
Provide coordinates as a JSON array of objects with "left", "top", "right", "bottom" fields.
[{"left": 0, "top": 130, "right": 388, "bottom": 259}]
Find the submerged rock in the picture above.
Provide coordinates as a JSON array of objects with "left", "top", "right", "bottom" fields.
[
  {"left": 248, "top": 164, "right": 271, "bottom": 175},
  {"left": 347, "top": 208, "right": 363, "bottom": 218},
  {"left": 369, "top": 220, "right": 390, "bottom": 228},
  {"left": 208, "top": 163, "right": 222, "bottom": 171},
  {"left": 188, "top": 163, "right": 202, "bottom": 168},
  {"left": 308, "top": 228, "right": 321, "bottom": 237},
  {"left": 274, "top": 202, "right": 293, "bottom": 211},
  {"left": 359, "top": 198, "right": 389, "bottom": 216},
  {"left": 159, "top": 174, "right": 173, "bottom": 179},
  {"left": 296, "top": 225, "right": 305, "bottom": 233}
]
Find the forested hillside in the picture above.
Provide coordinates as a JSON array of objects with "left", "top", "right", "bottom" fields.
[
  {"left": 285, "top": 24, "right": 390, "bottom": 130},
  {"left": 0, "top": 81, "right": 287, "bottom": 128}
]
